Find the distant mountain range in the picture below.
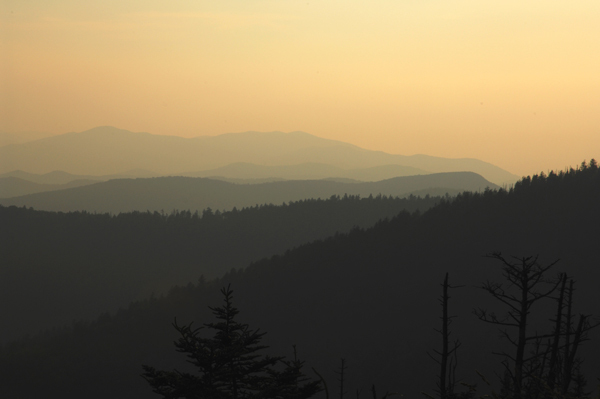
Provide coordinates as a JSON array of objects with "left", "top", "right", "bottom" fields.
[
  {"left": 0, "top": 170, "right": 156, "bottom": 198},
  {"left": 0, "top": 126, "right": 520, "bottom": 185},
  {"left": 0, "top": 172, "right": 498, "bottom": 213},
  {"left": 0, "top": 177, "right": 98, "bottom": 198},
  {"left": 0, "top": 131, "right": 56, "bottom": 147},
  {"left": 0, "top": 169, "right": 156, "bottom": 185},
  {"left": 180, "top": 162, "right": 429, "bottom": 181}
]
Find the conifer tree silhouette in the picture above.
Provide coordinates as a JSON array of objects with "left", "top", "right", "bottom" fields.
[{"left": 142, "top": 285, "right": 321, "bottom": 399}]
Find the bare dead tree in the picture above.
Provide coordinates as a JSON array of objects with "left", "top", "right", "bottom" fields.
[
  {"left": 474, "top": 253, "right": 562, "bottom": 399},
  {"left": 336, "top": 358, "right": 348, "bottom": 399},
  {"left": 562, "top": 279, "right": 575, "bottom": 394},
  {"left": 312, "top": 367, "right": 330, "bottom": 399},
  {"left": 559, "top": 280, "right": 599, "bottom": 395},
  {"left": 547, "top": 273, "right": 567, "bottom": 391},
  {"left": 428, "top": 273, "right": 462, "bottom": 399}
]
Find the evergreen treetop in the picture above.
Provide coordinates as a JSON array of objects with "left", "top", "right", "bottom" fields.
[{"left": 142, "top": 286, "right": 321, "bottom": 399}]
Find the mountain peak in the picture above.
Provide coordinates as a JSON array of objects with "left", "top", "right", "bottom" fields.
[
  {"left": 77, "top": 126, "right": 147, "bottom": 136},
  {"left": 0, "top": 126, "right": 520, "bottom": 184}
]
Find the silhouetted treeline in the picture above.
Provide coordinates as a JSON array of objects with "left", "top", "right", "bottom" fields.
[
  {"left": 0, "top": 193, "right": 440, "bottom": 342},
  {"left": 0, "top": 161, "right": 598, "bottom": 399}
]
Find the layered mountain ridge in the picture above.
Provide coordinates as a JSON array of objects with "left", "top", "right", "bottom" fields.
[
  {"left": 0, "top": 126, "right": 520, "bottom": 185},
  {"left": 0, "top": 172, "right": 497, "bottom": 213}
]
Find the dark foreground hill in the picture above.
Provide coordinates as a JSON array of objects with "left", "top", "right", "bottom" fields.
[
  {"left": 0, "top": 172, "right": 497, "bottom": 213},
  {"left": 0, "top": 194, "right": 440, "bottom": 343},
  {"left": 0, "top": 161, "right": 598, "bottom": 399}
]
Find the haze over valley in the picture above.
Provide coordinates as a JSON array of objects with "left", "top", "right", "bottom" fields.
[
  {"left": 2, "top": 127, "right": 599, "bottom": 399},
  {"left": 0, "top": 126, "right": 507, "bottom": 212},
  {"left": 2, "top": 1, "right": 599, "bottom": 398},
  {"left": 1, "top": 125, "right": 598, "bottom": 399}
]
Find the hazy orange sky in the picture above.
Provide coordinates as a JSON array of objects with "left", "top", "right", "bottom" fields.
[{"left": 1, "top": 0, "right": 599, "bottom": 176}]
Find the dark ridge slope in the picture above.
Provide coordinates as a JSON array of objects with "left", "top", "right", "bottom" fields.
[
  {"left": 0, "top": 162, "right": 598, "bottom": 399},
  {"left": 0, "top": 194, "right": 440, "bottom": 343}
]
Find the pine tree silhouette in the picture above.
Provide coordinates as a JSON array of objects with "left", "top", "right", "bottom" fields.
[{"left": 142, "top": 285, "right": 321, "bottom": 399}]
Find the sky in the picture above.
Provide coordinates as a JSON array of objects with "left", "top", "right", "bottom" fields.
[{"left": 1, "top": 0, "right": 599, "bottom": 176}]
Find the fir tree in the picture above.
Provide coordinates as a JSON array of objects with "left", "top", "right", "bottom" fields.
[{"left": 142, "top": 285, "right": 321, "bottom": 399}]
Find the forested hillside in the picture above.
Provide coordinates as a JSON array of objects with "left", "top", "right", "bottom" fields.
[
  {"left": 0, "top": 194, "right": 439, "bottom": 343},
  {"left": 0, "top": 161, "right": 598, "bottom": 399}
]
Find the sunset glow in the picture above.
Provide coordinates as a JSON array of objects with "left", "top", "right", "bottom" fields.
[{"left": 2, "top": 0, "right": 599, "bottom": 175}]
